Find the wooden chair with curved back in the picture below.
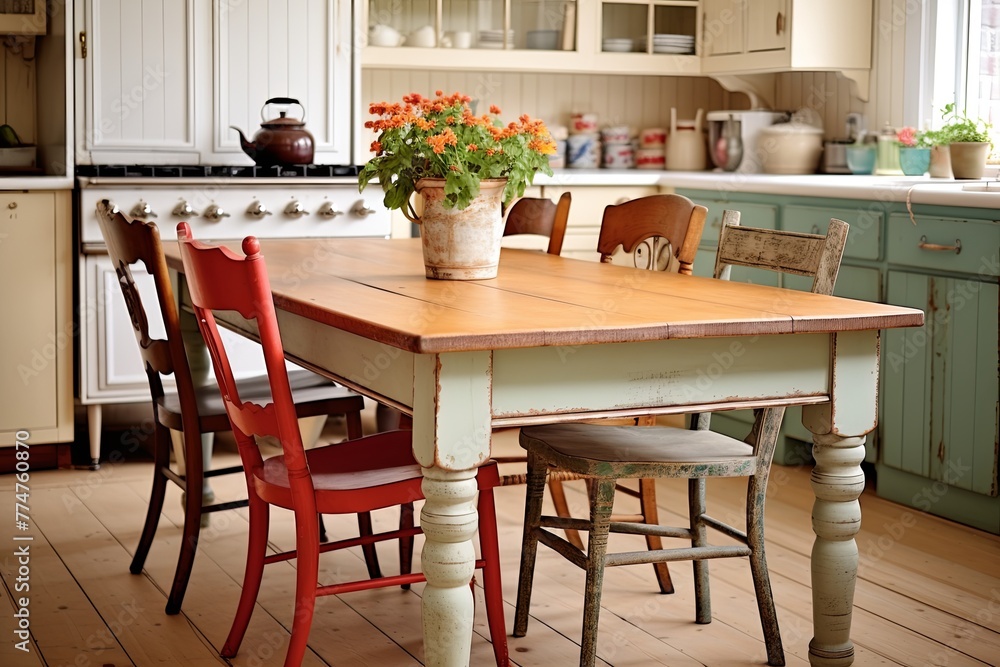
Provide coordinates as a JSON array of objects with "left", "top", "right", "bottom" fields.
[
  {"left": 175, "top": 224, "right": 509, "bottom": 667},
  {"left": 496, "top": 193, "right": 708, "bottom": 597},
  {"left": 513, "top": 211, "right": 850, "bottom": 667},
  {"left": 95, "top": 200, "right": 373, "bottom": 615},
  {"left": 575, "top": 193, "right": 709, "bottom": 594},
  {"left": 501, "top": 192, "right": 571, "bottom": 255},
  {"left": 597, "top": 192, "right": 706, "bottom": 273}
]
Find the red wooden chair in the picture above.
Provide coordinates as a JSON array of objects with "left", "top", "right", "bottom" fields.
[
  {"left": 175, "top": 223, "right": 508, "bottom": 667},
  {"left": 95, "top": 200, "right": 372, "bottom": 615}
]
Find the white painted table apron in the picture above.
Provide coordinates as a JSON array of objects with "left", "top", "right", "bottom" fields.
[{"left": 164, "top": 238, "right": 922, "bottom": 667}]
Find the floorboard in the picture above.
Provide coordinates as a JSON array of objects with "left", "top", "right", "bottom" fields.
[{"left": 1, "top": 423, "right": 998, "bottom": 667}]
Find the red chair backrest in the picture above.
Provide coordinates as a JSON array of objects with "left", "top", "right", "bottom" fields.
[{"left": 176, "top": 223, "right": 312, "bottom": 486}]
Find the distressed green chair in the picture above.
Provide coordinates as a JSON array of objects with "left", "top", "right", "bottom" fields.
[{"left": 513, "top": 211, "right": 849, "bottom": 667}]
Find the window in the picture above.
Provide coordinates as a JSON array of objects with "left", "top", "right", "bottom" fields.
[
  {"left": 967, "top": 0, "right": 1000, "bottom": 148},
  {"left": 925, "top": 0, "right": 999, "bottom": 155}
]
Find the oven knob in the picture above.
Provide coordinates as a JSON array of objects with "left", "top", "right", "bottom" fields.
[
  {"left": 350, "top": 200, "right": 377, "bottom": 217},
  {"left": 172, "top": 200, "right": 197, "bottom": 218},
  {"left": 317, "top": 201, "right": 343, "bottom": 218},
  {"left": 247, "top": 200, "right": 273, "bottom": 218},
  {"left": 203, "top": 204, "right": 231, "bottom": 222},
  {"left": 130, "top": 201, "right": 158, "bottom": 219},
  {"left": 284, "top": 200, "right": 309, "bottom": 217}
]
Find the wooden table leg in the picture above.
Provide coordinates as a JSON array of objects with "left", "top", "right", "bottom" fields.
[
  {"left": 807, "top": 431, "right": 866, "bottom": 667},
  {"left": 420, "top": 465, "right": 479, "bottom": 666}
]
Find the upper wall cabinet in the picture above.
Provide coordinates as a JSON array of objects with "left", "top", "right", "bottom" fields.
[
  {"left": 362, "top": 0, "right": 701, "bottom": 76},
  {"left": 76, "top": 0, "right": 353, "bottom": 165},
  {"left": 701, "top": 0, "right": 872, "bottom": 75}
]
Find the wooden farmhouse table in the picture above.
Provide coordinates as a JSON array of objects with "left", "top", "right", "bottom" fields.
[{"left": 164, "top": 237, "right": 924, "bottom": 667}]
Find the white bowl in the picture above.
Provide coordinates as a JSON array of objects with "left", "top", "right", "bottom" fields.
[{"left": 758, "top": 123, "right": 824, "bottom": 174}]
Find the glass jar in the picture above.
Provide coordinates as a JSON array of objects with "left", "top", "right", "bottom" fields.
[{"left": 875, "top": 122, "right": 903, "bottom": 175}]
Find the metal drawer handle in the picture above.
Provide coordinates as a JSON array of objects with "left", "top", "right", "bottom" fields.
[{"left": 918, "top": 235, "right": 962, "bottom": 254}]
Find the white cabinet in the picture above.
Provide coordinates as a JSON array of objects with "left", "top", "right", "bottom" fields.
[
  {"left": 0, "top": 191, "right": 73, "bottom": 447},
  {"left": 701, "top": 0, "right": 872, "bottom": 75},
  {"left": 76, "top": 0, "right": 354, "bottom": 165},
  {"left": 362, "top": 0, "right": 701, "bottom": 76}
]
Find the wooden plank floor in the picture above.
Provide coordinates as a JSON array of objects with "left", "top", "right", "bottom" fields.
[{"left": 2, "top": 416, "right": 999, "bottom": 667}]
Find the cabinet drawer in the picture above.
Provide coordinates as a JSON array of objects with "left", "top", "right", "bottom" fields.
[
  {"left": 697, "top": 200, "right": 778, "bottom": 246},
  {"left": 783, "top": 205, "right": 882, "bottom": 261},
  {"left": 887, "top": 214, "right": 1000, "bottom": 276}
]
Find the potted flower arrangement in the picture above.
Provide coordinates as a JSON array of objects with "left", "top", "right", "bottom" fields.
[
  {"left": 359, "top": 90, "right": 556, "bottom": 280},
  {"left": 895, "top": 126, "right": 931, "bottom": 176},
  {"left": 937, "top": 102, "right": 993, "bottom": 179}
]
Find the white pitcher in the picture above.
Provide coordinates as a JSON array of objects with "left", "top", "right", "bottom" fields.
[{"left": 665, "top": 107, "right": 708, "bottom": 171}]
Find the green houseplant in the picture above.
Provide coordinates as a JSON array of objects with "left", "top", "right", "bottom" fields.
[
  {"left": 358, "top": 91, "right": 556, "bottom": 280},
  {"left": 937, "top": 102, "right": 993, "bottom": 178}
]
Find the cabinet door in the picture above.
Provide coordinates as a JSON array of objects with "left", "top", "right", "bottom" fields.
[
  {"left": 702, "top": 0, "right": 743, "bottom": 56},
  {"left": 540, "top": 186, "right": 658, "bottom": 263},
  {"left": 79, "top": 0, "right": 198, "bottom": 162},
  {"left": 214, "top": 0, "right": 353, "bottom": 164},
  {"left": 0, "top": 193, "right": 58, "bottom": 433},
  {"left": 882, "top": 270, "right": 999, "bottom": 497},
  {"left": 746, "top": 0, "right": 787, "bottom": 53},
  {"left": 82, "top": 255, "right": 299, "bottom": 403}
]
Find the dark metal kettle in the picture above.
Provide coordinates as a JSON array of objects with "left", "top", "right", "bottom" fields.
[{"left": 231, "top": 97, "right": 315, "bottom": 166}]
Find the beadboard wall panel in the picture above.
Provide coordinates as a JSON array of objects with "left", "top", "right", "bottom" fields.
[{"left": 362, "top": 69, "right": 741, "bottom": 138}]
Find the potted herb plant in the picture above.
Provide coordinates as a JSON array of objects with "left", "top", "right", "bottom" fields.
[
  {"left": 938, "top": 102, "right": 993, "bottom": 179},
  {"left": 359, "top": 90, "right": 555, "bottom": 279}
]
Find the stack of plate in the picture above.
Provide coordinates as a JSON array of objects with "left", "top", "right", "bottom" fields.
[
  {"left": 652, "top": 33, "right": 694, "bottom": 54},
  {"left": 478, "top": 29, "right": 515, "bottom": 49},
  {"left": 602, "top": 37, "right": 634, "bottom": 53}
]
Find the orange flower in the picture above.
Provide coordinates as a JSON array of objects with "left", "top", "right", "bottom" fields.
[
  {"left": 359, "top": 90, "right": 554, "bottom": 212},
  {"left": 426, "top": 134, "right": 448, "bottom": 154}
]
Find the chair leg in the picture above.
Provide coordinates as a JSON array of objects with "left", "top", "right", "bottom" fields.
[
  {"left": 689, "top": 477, "right": 711, "bottom": 624},
  {"left": 165, "top": 428, "right": 205, "bottom": 615},
  {"left": 131, "top": 420, "right": 171, "bottom": 575},
  {"left": 221, "top": 492, "right": 270, "bottom": 658},
  {"left": 284, "top": 511, "right": 321, "bottom": 667},
  {"left": 547, "top": 477, "right": 584, "bottom": 550},
  {"left": 358, "top": 512, "right": 383, "bottom": 579},
  {"left": 638, "top": 478, "right": 674, "bottom": 594},
  {"left": 748, "top": 475, "right": 784, "bottom": 666},
  {"left": 477, "top": 486, "right": 509, "bottom": 667},
  {"left": 513, "top": 451, "right": 548, "bottom": 637},
  {"left": 579, "top": 478, "right": 616, "bottom": 667},
  {"left": 398, "top": 502, "right": 415, "bottom": 590}
]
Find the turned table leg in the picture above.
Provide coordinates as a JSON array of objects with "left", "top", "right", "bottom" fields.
[
  {"left": 420, "top": 465, "right": 479, "bottom": 666},
  {"left": 808, "top": 431, "right": 866, "bottom": 667}
]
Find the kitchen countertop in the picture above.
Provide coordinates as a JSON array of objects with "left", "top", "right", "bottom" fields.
[
  {"left": 0, "top": 175, "right": 74, "bottom": 190},
  {"left": 533, "top": 169, "right": 1000, "bottom": 209},
  {"left": 6, "top": 170, "right": 1000, "bottom": 210}
]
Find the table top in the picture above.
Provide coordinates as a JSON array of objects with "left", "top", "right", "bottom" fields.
[{"left": 163, "top": 237, "right": 924, "bottom": 354}]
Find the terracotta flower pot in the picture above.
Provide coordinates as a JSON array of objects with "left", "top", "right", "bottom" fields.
[
  {"left": 405, "top": 177, "right": 509, "bottom": 280},
  {"left": 948, "top": 142, "right": 990, "bottom": 179},
  {"left": 928, "top": 145, "right": 953, "bottom": 178}
]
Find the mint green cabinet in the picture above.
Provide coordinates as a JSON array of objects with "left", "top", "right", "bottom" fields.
[
  {"left": 675, "top": 188, "right": 999, "bottom": 533},
  {"left": 876, "top": 212, "right": 1000, "bottom": 534}
]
